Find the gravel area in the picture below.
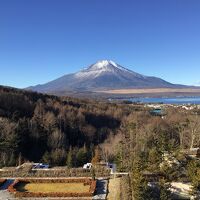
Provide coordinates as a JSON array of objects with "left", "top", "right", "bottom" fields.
[{"left": 0, "top": 190, "right": 14, "bottom": 200}]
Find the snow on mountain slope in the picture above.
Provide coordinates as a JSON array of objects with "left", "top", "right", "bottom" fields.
[
  {"left": 28, "top": 60, "right": 179, "bottom": 93},
  {"left": 74, "top": 60, "right": 146, "bottom": 81}
]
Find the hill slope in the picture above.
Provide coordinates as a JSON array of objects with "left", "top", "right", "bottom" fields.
[{"left": 0, "top": 85, "right": 124, "bottom": 166}]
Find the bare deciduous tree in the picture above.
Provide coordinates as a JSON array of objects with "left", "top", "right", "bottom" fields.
[{"left": 187, "top": 115, "right": 200, "bottom": 149}]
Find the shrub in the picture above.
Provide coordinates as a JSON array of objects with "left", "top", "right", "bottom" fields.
[{"left": 0, "top": 167, "right": 110, "bottom": 178}]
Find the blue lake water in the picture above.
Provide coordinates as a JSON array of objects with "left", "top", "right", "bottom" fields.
[{"left": 125, "top": 97, "right": 200, "bottom": 104}]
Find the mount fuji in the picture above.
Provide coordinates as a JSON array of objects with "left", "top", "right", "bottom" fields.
[{"left": 28, "top": 60, "right": 185, "bottom": 94}]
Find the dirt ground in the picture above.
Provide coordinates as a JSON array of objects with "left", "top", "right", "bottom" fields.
[
  {"left": 97, "top": 88, "right": 200, "bottom": 94},
  {"left": 107, "top": 177, "right": 121, "bottom": 200}
]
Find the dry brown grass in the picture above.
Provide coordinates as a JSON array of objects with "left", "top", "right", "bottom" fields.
[
  {"left": 107, "top": 177, "right": 121, "bottom": 200},
  {"left": 97, "top": 88, "right": 200, "bottom": 94},
  {"left": 16, "top": 182, "right": 90, "bottom": 193}
]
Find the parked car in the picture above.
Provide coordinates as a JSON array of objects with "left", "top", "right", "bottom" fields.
[
  {"left": 32, "top": 163, "right": 49, "bottom": 169},
  {"left": 83, "top": 163, "right": 92, "bottom": 169}
]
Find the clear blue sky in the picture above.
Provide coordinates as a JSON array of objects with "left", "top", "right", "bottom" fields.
[{"left": 0, "top": 0, "right": 200, "bottom": 88}]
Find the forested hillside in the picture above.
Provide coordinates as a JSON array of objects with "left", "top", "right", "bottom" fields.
[
  {"left": 0, "top": 85, "right": 133, "bottom": 167},
  {"left": 114, "top": 103, "right": 200, "bottom": 199},
  {"left": 1, "top": 85, "right": 200, "bottom": 199}
]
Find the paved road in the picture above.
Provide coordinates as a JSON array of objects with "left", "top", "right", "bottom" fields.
[
  {"left": 110, "top": 172, "right": 129, "bottom": 175},
  {"left": 93, "top": 179, "right": 108, "bottom": 200}
]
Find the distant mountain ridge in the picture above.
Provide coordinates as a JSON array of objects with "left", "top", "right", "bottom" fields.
[{"left": 28, "top": 60, "right": 188, "bottom": 94}]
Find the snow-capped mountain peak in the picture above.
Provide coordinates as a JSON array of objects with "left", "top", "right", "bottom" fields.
[
  {"left": 88, "top": 60, "right": 129, "bottom": 72},
  {"left": 92, "top": 60, "right": 113, "bottom": 68},
  {"left": 28, "top": 60, "right": 176, "bottom": 93},
  {"left": 74, "top": 60, "right": 134, "bottom": 79}
]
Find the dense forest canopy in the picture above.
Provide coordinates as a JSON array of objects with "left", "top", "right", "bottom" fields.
[
  {"left": 1, "top": 86, "right": 200, "bottom": 167},
  {"left": 0, "top": 86, "right": 133, "bottom": 167}
]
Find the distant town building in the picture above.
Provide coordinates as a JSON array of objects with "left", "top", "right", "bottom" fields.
[{"left": 150, "top": 108, "right": 166, "bottom": 116}]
